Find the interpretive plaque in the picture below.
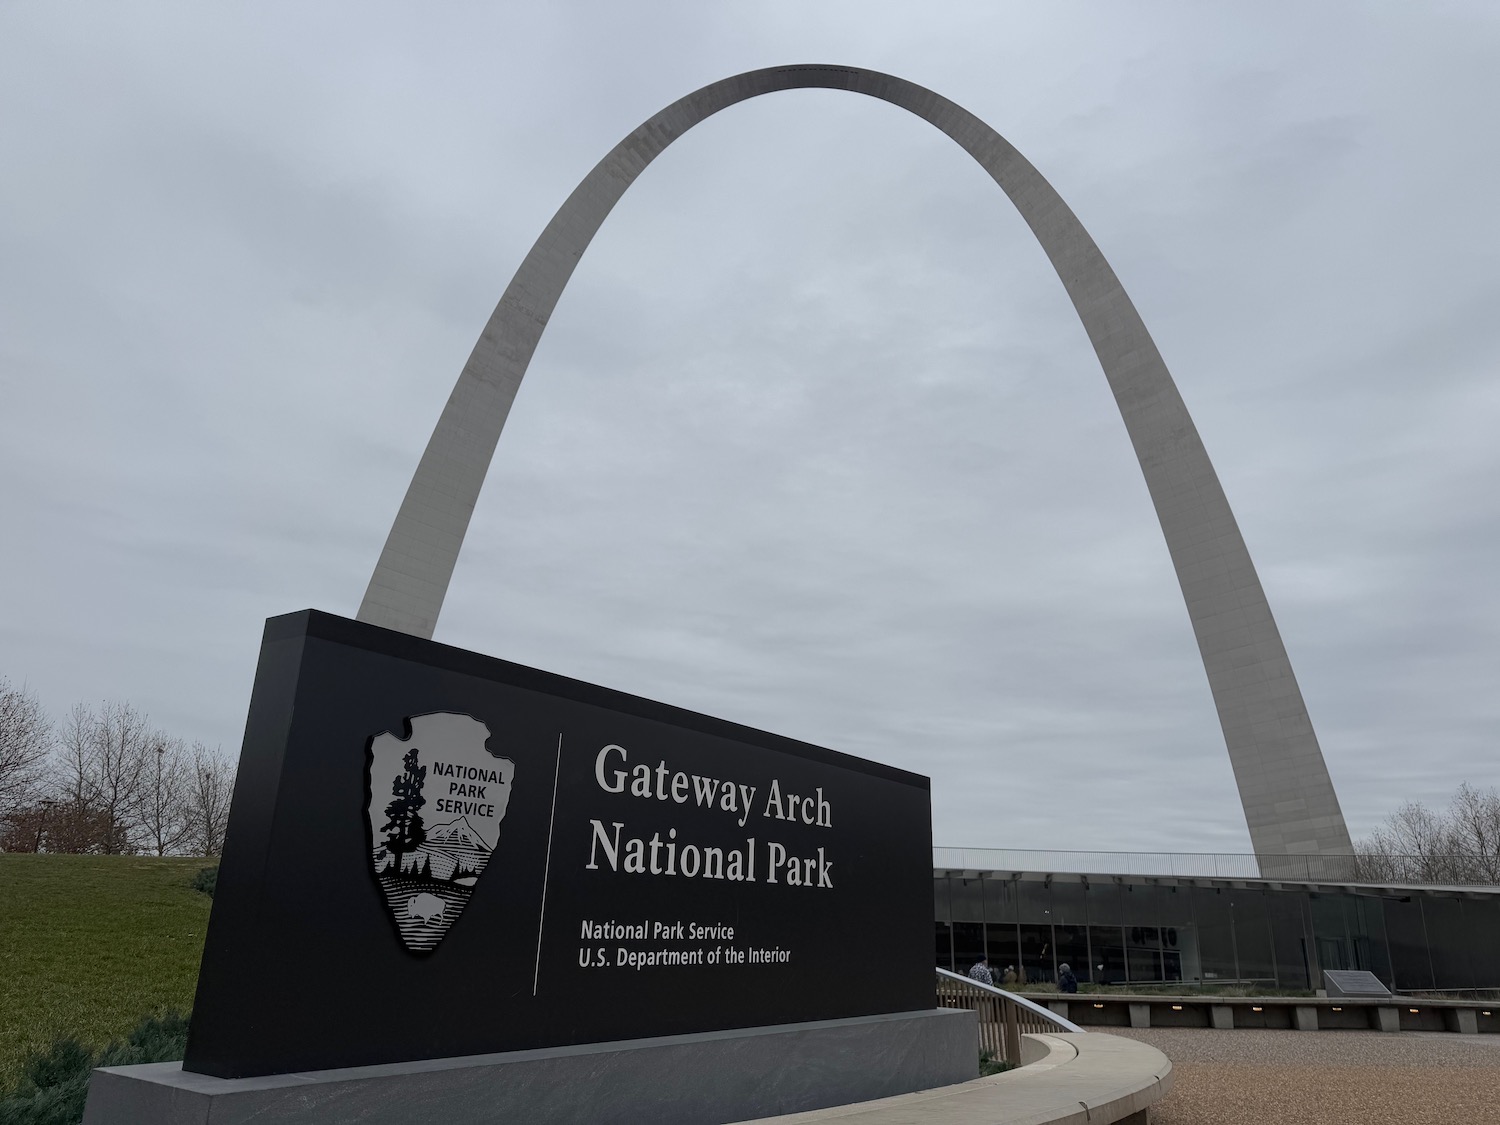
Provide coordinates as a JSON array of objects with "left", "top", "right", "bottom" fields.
[
  {"left": 184, "top": 610, "right": 934, "bottom": 1078},
  {"left": 1322, "top": 969, "right": 1392, "bottom": 997}
]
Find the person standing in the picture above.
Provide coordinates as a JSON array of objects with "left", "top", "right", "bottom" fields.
[{"left": 968, "top": 955, "right": 995, "bottom": 986}]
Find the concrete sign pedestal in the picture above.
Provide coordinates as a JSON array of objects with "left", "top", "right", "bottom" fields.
[{"left": 84, "top": 1009, "right": 976, "bottom": 1125}]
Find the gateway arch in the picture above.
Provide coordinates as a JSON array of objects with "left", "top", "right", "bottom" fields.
[{"left": 356, "top": 65, "right": 1352, "bottom": 862}]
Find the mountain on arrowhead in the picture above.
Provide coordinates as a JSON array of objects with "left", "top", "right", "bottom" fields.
[{"left": 428, "top": 816, "right": 492, "bottom": 853}]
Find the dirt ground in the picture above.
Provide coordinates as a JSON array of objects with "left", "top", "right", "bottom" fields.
[{"left": 1109, "top": 1027, "right": 1500, "bottom": 1125}]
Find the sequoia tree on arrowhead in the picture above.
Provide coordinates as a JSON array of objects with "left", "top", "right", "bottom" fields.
[{"left": 381, "top": 747, "right": 427, "bottom": 867}]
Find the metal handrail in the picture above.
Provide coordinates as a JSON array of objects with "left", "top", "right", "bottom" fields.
[
  {"left": 933, "top": 847, "right": 1500, "bottom": 887},
  {"left": 935, "top": 967, "right": 1081, "bottom": 1066},
  {"left": 938, "top": 969, "right": 1085, "bottom": 1030}
]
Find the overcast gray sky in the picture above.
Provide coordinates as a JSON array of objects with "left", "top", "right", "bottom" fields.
[{"left": 2, "top": 2, "right": 1497, "bottom": 854}]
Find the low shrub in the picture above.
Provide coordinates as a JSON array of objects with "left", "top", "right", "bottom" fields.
[
  {"left": 0, "top": 1038, "right": 93, "bottom": 1125},
  {"left": 978, "top": 1050, "right": 1014, "bottom": 1076},
  {"left": 191, "top": 867, "right": 217, "bottom": 897},
  {"left": 0, "top": 1012, "right": 189, "bottom": 1125}
]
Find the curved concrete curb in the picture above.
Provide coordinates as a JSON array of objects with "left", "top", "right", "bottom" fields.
[{"left": 735, "top": 1032, "right": 1172, "bottom": 1124}]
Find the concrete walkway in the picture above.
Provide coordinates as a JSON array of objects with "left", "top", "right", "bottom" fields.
[{"left": 1113, "top": 1027, "right": 1500, "bottom": 1125}]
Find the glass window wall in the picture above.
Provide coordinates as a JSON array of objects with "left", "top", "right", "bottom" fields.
[
  {"left": 1017, "top": 881, "right": 1054, "bottom": 985},
  {"left": 935, "top": 878, "right": 954, "bottom": 971},
  {"left": 1465, "top": 899, "right": 1500, "bottom": 990},
  {"left": 983, "top": 876, "right": 1019, "bottom": 976},
  {"left": 1155, "top": 886, "right": 1196, "bottom": 984},
  {"left": 1265, "top": 890, "right": 1311, "bottom": 989},
  {"left": 1121, "top": 884, "right": 1167, "bottom": 983},
  {"left": 1189, "top": 887, "right": 1237, "bottom": 982},
  {"left": 950, "top": 877, "right": 986, "bottom": 975},
  {"left": 1229, "top": 890, "right": 1276, "bottom": 986},
  {"left": 1050, "top": 881, "right": 1090, "bottom": 984},
  {"left": 1353, "top": 896, "right": 1394, "bottom": 987},
  {"left": 933, "top": 874, "right": 1495, "bottom": 995},
  {"left": 1085, "top": 882, "right": 1127, "bottom": 984},
  {"left": 1422, "top": 896, "right": 1473, "bottom": 990},
  {"left": 1381, "top": 895, "right": 1434, "bottom": 992}
]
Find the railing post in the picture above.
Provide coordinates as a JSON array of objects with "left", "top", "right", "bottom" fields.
[{"left": 1003, "top": 996, "right": 1022, "bottom": 1066}]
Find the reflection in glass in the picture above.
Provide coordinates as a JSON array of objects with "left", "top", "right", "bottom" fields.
[
  {"left": 1122, "top": 884, "right": 1165, "bottom": 983},
  {"left": 1355, "top": 896, "right": 1394, "bottom": 987},
  {"left": 936, "top": 920, "right": 954, "bottom": 971},
  {"left": 1265, "top": 890, "right": 1310, "bottom": 989},
  {"left": 1018, "top": 923, "right": 1053, "bottom": 985},
  {"left": 984, "top": 923, "right": 1016, "bottom": 976},
  {"left": 1381, "top": 896, "right": 1433, "bottom": 992},
  {"left": 953, "top": 921, "right": 985, "bottom": 975},
  {"left": 1156, "top": 886, "right": 1195, "bottom": 983},
  {"left": 931, "top": 869, "right": 1492, "bottom": 994},
  {"left": 1049, "top": 881, "right": 1090, "bottom": 982},
  {"left": 1191, "top": 887, "right": 1237, "bottom": 982},
  {"left": 1089, "top": 926, "right": 1127, "bottom": 983},
  {"left": 1422, "top": 897, "right": 1472, "bottom": 990},
  {"left": 1465, "top": 899, "right": 1500, "bottom": 990},
  {"left": 935, "top": 877, "right": 954, "bottom": 970},
  {"left": 1465, "top": 899, "right": 1500, "bottom": 989},
  {"left": 1232, "top": 891, "right": 1276, "bottom": 985},
  {"left": 979, "top": 875, "right": 1018, "bottom": 973}
]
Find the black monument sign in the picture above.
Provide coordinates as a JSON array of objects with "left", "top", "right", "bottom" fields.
[{"left": 184, "top": 611, "right": 934, "bottom": 1078}]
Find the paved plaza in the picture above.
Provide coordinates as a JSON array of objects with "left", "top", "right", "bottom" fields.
[{"left": 1112, "top": 1027, "right": 1500, "bottom": 1124}]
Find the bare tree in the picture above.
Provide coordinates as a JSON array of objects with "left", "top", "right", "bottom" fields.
[
  {"left": 53, "top": 703, "right": 97, "bottom": 850},
  {"left": 0, "top": 677, "right": 52, "bottom": 819},
  {"left": 1357, "top": 782, "right": 1500, "bottom": 885},
  {"left": 54, "top": 700, "right": 160, "bottom": 854},
  {"left": 138, "top": 736, "right": 191, "bottom": 856},
  {"left": 0, "top": 800, "right": 53, "bottom": 851},
  {"left": 1447, "top": 782, "right": 1500, "bottom": 883},
  {"left": 1358, "top": 801, "right": 1454, "bottom": 883},
  {"left": 2, "top": 681, "right": 226, "bottom": 856},
  {"left": 184, "top": 742, "right": 236, "bottom": 857},
  {"left": 0, "top": 798, "right": 108, "bottom": 853}
]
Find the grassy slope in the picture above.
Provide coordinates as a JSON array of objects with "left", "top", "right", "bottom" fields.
[{"left": 0, "top": 855, "right": 211, "bottom": 1087}]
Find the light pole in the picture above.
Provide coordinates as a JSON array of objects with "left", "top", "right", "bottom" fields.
[
  {"left": 155, "top": 742, "right": 165, "bottom": 856},
  {"left": 33, "top": 798, "right": 57, "bottom": 852}
]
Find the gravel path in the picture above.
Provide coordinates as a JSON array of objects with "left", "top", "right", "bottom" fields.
[{"left": 1107, "top": 1028, "right": 1500, "bottom": 1125}]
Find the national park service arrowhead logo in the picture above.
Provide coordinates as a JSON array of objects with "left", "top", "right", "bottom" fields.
[{"left": 365, "top": 712, "right": 514, "bottom": 954}]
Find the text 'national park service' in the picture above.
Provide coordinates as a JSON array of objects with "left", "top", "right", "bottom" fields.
[{"left": 585, "top": 744, "right": 834, "bottom": 889}]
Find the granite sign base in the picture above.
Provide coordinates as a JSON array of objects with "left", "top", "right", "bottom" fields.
[{"left": 83, "top": 1008, "right": 976, "bottom": 1125}]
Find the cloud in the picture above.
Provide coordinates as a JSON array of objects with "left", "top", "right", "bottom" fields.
[{"left": 2, "top": 2, "right": 1497, "bottom": 855}]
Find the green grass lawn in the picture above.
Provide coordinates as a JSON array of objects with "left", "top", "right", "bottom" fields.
[{"left": 0, "top": 855, "right": 212, "bottom": 1087}]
